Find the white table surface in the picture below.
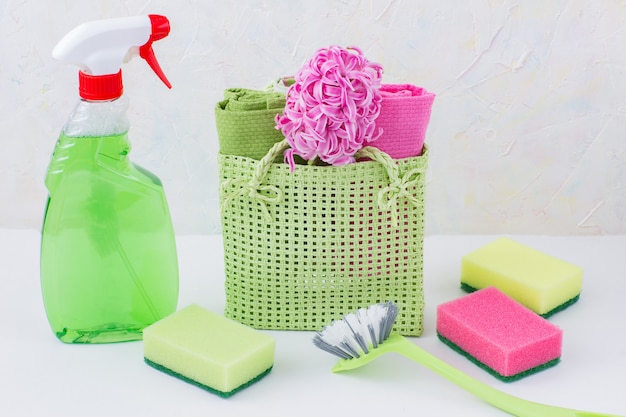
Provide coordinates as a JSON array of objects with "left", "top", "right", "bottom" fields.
[{"left": 2, "top": 229, "right": 625, "bottom": 417}]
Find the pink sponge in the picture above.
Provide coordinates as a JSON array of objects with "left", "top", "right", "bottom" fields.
[{"left": 436, "top": 287, "right": 563, "bottom": 382}]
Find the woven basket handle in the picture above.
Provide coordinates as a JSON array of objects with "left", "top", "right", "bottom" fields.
[
  {"left": 252, "top": 139, "right": 400, "bottom": 175},
  {"left": 355, "top": 145, "right": 401, "bottom": 181},
  {"left": 254, "top": 138, "right": 291, "bottom": 182},
  {"left": 254, "top": 140, "right": 403, "bottom": 185},
  {"left": 355, "top": 146, "right": 425, "bottom": 227},
  {"left": 220, "top": 139, "right": 289, "bottom": 222},
  {"left": 222, "top": 139, "right": 423, "bottom": 225},
  {"left": 263, "top": 141, "right": 425, "bottom": 227}
]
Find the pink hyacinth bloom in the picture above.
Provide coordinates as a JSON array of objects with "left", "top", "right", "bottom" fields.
[{"left": 276, "top": 46, "right": 383, "bottom": 171}]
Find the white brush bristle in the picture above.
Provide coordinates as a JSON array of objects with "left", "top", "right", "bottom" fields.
[{"left": 313, "top": 302, "right": 398, "bottom": 359}]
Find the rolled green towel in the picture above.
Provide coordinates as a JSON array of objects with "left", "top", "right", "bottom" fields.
[{"left": 215, "top": 88, "right": 286, "bottom": 160}]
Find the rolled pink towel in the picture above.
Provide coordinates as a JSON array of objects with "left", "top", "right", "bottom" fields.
[{"left": 367, "top": 84, "right": 435, "bottom": 159}]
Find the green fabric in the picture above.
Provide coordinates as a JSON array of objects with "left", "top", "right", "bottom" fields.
[
  {"left": 215, "top": 88, "right": 286, "bottom": 160},
  {"left": 218, "top": 139, "right": 428, "bottom": 336}
]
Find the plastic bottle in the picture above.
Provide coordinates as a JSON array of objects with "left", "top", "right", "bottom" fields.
[{"left": 41, "top": 15, "right": 179, "bottom": 343}]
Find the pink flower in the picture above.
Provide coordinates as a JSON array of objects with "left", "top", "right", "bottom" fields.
[{"left": 276, "top": 46, "right": 383, "bottom": 171}]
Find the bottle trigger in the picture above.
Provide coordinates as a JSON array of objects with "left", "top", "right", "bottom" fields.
[{"left": 139, "top": 14, "right": 172, "bottom": 88}]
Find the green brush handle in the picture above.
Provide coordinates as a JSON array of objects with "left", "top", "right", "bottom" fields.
[{"left": 332, "top": 334, "right": 622, "bottom": 417}]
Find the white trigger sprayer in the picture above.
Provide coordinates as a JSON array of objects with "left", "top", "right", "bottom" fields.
[{"left": 52, "top": 14, "right": 171, "bottom": 101}]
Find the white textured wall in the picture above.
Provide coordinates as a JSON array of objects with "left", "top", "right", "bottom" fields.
[{"left": 1, "top": 0, "right": 625, "bottom": 234}]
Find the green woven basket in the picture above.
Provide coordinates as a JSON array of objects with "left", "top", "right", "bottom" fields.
[{"left": 218, "top": 139, "right": 428, "bottom": 336}]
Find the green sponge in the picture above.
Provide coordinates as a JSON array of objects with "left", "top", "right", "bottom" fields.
[
  {"left": 143, "top": 304, "right": 275, "bottom": 397},
  {"left": 460, "top": 237, "right": 583, "bottom": 317}
]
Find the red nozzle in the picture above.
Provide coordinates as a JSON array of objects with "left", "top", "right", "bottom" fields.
[{"left": 139, "top": 15, "right": 172, "bottom": 88}]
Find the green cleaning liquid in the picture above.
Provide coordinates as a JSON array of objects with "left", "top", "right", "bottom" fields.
[{"left": 40, "top": 131, "right": 179, "bottom": 343}]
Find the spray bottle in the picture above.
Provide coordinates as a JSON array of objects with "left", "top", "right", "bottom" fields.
[{"left": 41, "top": 15, "right": 179, "bottom": 343}]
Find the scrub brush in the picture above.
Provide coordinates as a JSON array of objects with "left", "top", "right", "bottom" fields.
[{"left": 313, "top": 302, "right": 623, "bottom": 417}]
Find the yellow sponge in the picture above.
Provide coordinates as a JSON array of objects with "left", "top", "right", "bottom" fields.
[
  {"left": 460, "top": 237, "right": 583, "bottom": 317},
  {"left": 143, "top": 304, "right": 275, "bottom": 397}
]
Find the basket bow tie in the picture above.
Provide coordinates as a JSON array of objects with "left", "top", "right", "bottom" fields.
[
  {"left": 220, "top": 177, "right": 282, "bottom": 223},
  {"left": 378, "top": 168, "right": 424, "bottom": 227}
]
